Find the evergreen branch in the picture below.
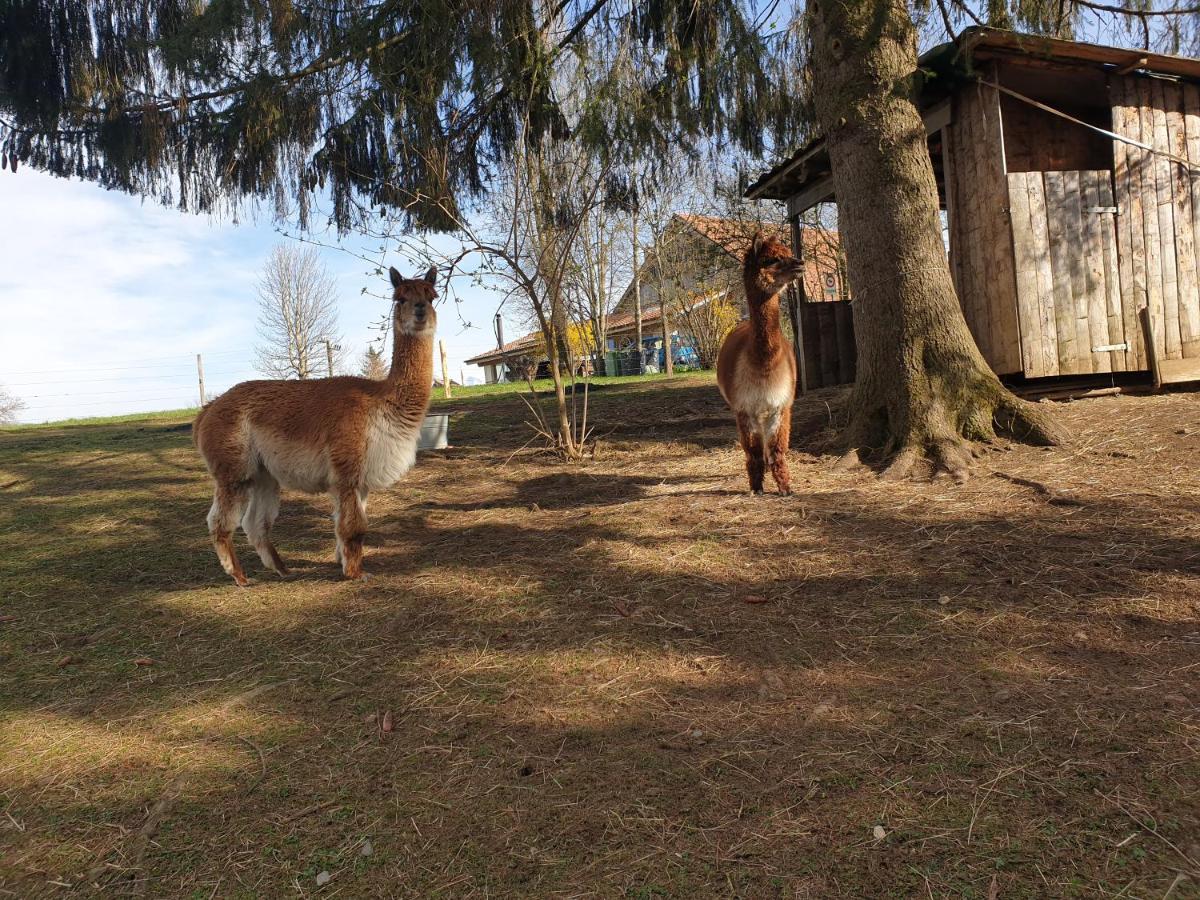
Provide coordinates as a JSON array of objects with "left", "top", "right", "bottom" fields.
[
  {"left": 932, "top": 0, "right": 960, "bottom": 37},
  {"left": 164, "top": 0, "right": 599, "bottom": 128},
  {"left": 451, "top": 0, "right": 615, "bottom": 139},
  {"left": 83, "top": 26, "right": 415, "bottom": 119},
  {"left": 1068, "top": 0, "right": 1200, "bottom": 15},
  {"left": 0, "top": 115, "right": 105, "bottom": 138}
]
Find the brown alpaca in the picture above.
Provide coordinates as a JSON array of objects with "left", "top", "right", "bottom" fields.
[
  {"left": 716, "top": 233, "right": 805, "bottom": 495},
  {"left": 194, "top": 266, "right": 437, "bottom": 584}
]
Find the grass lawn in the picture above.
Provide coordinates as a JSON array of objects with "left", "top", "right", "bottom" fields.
[{"left": 0, "top": 372, "right": 1197, "bottom": 897}]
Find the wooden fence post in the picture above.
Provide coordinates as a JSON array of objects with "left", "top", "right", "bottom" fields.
[{"left": 439, "top": 340, "right": 451, "bottom": 398}]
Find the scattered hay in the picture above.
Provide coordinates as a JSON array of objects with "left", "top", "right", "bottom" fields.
[{"left": 0, "top": 375, "right": 1197, "bottom": 897}]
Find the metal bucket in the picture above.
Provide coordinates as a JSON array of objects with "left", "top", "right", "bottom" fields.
[{"left": 418, "top": 414, "right": 449, "bottom": 450}]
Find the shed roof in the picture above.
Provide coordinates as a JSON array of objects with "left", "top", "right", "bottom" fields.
[
  {"left": 463, "top": 307, "right": 673, "bottom": 368},
  {"left": 464, "top": 333, "right": 541, "bottom": 367},
  {"left": 612, "top": 213, "right": 839, "bottom": 313},
  {"left": 745, "top": 27, "right": 1200, "bottom": 202}
]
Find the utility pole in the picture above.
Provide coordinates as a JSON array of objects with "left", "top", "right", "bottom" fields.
[
  {"left": 439, "top": 340, "right": 451, "bottom": 399},
  {"left": 196, "top": 353, "right": 206, "bottom": 406},
  {"left": 323, "top": 339, "right": 340, "bottom": 377}
]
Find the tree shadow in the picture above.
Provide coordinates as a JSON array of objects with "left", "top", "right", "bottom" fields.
[
  {"left": 419, "top": 472, "right": 736, "bottom": 512},
  {"left": 2, "top": 396, "right": 1198, "bottom": 897}
]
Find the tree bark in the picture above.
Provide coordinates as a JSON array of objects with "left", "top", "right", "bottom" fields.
[
  {"left": 531, "top": 303, "right": 580, "bottom": 459},
  {"left": 807, "top": 0, "right": 1065, "bottom": 480},
  {"left": 632, "top": 207, "right": 644, "bottom": 373},
  {"left": 661, "top": 307, "right": 674, "bottom": 376},
  {"left": 548, "top": 349, "right": 576, "bottom": 455}
]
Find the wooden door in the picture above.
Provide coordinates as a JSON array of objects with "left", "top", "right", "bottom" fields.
[
  {"left": 1007, "top": 170, "right": 1133, "bottom": 377},
  {"left": 794, "top": 299, "right": 855, "bottom": 391}
]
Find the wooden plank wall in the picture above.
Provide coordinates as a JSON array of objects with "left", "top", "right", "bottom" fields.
[
  {"left": 1007, "top": 171, "right": 1057, "bottom": 375},
  {"left": 945, "top": 75, "right": 1024, "bottom": 375},
  {"left": 1111, "top": 75, "right": 1200, "bottom": 363},
  {"left": 798, "top": 300, "right": 856, "bottom": 391},
  {"left": 1006, "top": 170, "right": 1125, "bottom": 376}
]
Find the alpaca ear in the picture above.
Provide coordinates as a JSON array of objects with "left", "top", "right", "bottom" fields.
[
  {"left": 422, "top": 266, "right": 437, "bottom": 285},
  {"left": 389, "top": 266, "right": 402, "bottom": 288},
  {"left": 750, "top": 231, "right": 765, "bottom": 259}
]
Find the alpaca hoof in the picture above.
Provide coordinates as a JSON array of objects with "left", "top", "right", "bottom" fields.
[
  {"left": 751, "top": 489, "right": 765, "bottom": 496},
  {"left": 343, "top": 570, "right": 370, "bottom": 582},
  {"left": 231, "top": 574, "right": 250, "bottom": 588}
]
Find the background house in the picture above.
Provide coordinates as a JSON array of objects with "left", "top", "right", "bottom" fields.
[
  {"left": 611, "top": 214, "right": 844, "bottom": 314},
  {"left": 465, "top": 213, "right": 846, "bottom": 382},
  {"left": 747, "top": 27, "right": 1200, "bottom": 390},
  {"left": 464, "top": 334, "right": 543, "bottom": 384}
]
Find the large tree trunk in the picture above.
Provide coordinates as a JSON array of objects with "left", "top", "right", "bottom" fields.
[{"left": 808, "top": 0, "right": 1065, "bottom": 480}]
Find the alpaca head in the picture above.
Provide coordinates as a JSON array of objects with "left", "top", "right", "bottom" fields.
[
  {"left": 389, "top": 266, "right": 439, "bottom": 338},
  {"left": 744, "top": 232, "right": 805, "bottom": 301}
]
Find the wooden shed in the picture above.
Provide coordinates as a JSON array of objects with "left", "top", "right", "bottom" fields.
[{"left": 746, "top": 27, "right": 1200, "bottom": 388}]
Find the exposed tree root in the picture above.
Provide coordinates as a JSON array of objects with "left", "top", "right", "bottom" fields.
[
  {"left": 836, "top": 376, "right": 1070, "bottom": 484},
  {"left": 833, "top": 448, "right": 866, "bottom": 471}
]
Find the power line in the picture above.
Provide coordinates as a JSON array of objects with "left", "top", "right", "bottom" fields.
[
  {"left": 0, "top": 348, "right": 255, "bottom": 377},
  {"left": 20, "top": 379, "right": 253, "bottom": 399},
  {"left": 3, "top": 359, "right": 216, "bottom": 376},
  {"left": 7, "top": 368, "right": 257, "bottom": 387},
  {"left": 21, "top": 396, "right": 202, "bottom": 411}
]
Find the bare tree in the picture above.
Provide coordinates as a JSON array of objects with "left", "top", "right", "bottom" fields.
[
  {"left": 254, "top": 245, "right": 344, "bottom": 379},
  {"left": 360, "top": 344, "right": 387, "bottom": 380},
  {"left": 476, "top": 137, "right": 612, "bottom": 458},
  {"left": 565, "top": 183, "right": 633, "bottom": 366},
  {"left": 0, "top": 387, "right": 25, "bottom": 425},
  {"left": 355, "top": 138, "right": 610, "bottom": 459},
  {"left": 632, "top": 155, "right": 779, "bottom": 371}
]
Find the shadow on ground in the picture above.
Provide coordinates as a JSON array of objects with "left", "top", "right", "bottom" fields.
[{"left": 1, "top": 379, "right": 1197, "bottom": 897}]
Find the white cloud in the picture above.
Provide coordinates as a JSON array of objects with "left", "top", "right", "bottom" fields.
[{"left": 0, "top": 172, "right": 511, "bottom": 422}]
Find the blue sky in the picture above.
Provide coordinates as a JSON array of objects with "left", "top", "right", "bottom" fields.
[{"left": 0, "top": 170, "right": 516, "bottom": 423}]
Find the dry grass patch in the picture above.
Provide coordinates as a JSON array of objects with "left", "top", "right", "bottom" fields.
[{"left": 0, "top": 374, "right": 1197, "bottom": 897}]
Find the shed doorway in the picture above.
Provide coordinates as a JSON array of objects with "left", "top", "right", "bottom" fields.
[{"left": 1006, "top": 169, "right": 1133, "bottom": 377}]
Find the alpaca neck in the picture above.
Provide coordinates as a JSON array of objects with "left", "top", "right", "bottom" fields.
[
  {"left": 746, "top": 289, "right": 784, "bottom": 361},
  {"left": 386, "top": 331, "right": 434, "bottom": 400}
]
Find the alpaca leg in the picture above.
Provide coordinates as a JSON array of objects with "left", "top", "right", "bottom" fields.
[
  {"left": 333, "top": 485, "right": 369, "bottom": 580},
  {"left": 736, "top": 412, "right": 765, "bottom": 495},
  {"left": 207, "top": 484, "right": 249, "bottom": 587},
  {"left": 242, "top": 473, "right": 288, "bottom": 576},
  {"left": 332, "top": 504, "right": 342, "bottom": 566},
  {"left": 767, "top": 406, "right": 793, "bottom": 496},
  {"left": 336, "top": 488, "right": 369, "bottom": 568}
]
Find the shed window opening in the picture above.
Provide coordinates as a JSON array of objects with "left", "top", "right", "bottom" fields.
[{"left": 997, "top": 67, "right": 1115, "bottom": 174}]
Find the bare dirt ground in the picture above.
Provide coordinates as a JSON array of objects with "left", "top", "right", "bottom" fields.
[{"left": 1, "top": 372, "right": 1198, "bottom": 898}]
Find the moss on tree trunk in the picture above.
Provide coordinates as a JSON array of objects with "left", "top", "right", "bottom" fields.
[{"left": 808, "top": 0, "right": 1065, "bottom": 480}]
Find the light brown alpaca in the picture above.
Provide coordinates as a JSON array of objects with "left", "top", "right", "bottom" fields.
[
  {"left": 194, "top": 266, "right": 437, "bottom": 584},
  {"left": 716, "top": 233, "right": 805, "bottom": 495}
]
